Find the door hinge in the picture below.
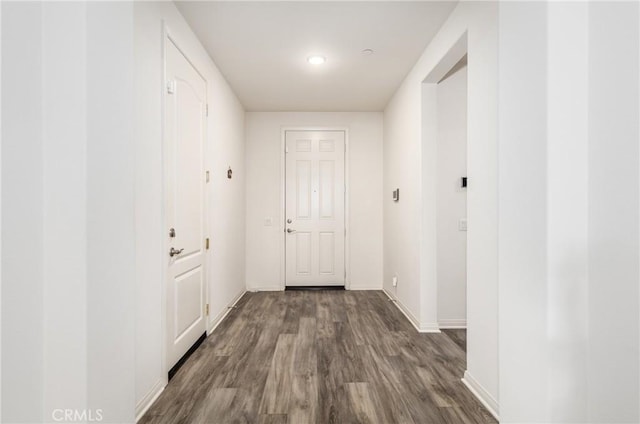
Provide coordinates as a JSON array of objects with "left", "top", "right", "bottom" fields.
[
  {"left": 205, "top": 303, "right": 210, "bottom": 316},
  {"left": 205, "top": 238, "right": 210, "bottom": 250},
  {"left": 166, "top": 80, "right": 176, "bottom": 94},
  {"left": 285, "top": 146, "right": 289, "bottom": 154},
  {"left": 205, "top": 170, "right": 210, "bottom": 183}
]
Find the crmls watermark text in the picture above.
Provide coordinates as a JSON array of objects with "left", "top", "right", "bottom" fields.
[{"left": 51, "top": 409, "right": 103, "bottom": 422}]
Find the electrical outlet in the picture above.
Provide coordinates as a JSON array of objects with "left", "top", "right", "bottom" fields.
[{"left": 392, "top": 275, "right": 398, "bottom": 287}]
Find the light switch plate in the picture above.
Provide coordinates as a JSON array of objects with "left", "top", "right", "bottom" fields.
[
  {"left": 458, "top": 218, "right": 467, "bottom": 231},
  {"left": 264, "top": 217, "right": 273, "bottom": 226}
]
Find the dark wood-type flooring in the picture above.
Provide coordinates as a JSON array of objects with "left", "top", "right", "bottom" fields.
[
  {"left": 441, "top": 329, "right": 466, "bottom": 353},
  {"left": 140, "top": 290, "right": 496, "bottom": 424}
]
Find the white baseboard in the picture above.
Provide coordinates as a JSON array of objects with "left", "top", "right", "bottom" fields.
[
  {"left": 382, "top": 289, "right": 441, "bottom": 333},
  {"left": 462, "top": 370, "right": 499, "bottom": 421},
  {"left": 135, "top": 378, "right": 165, "bottom": 422},
  {"left": 247, "top": 285, "right": 284, "bottom": 292},
  {"left": 419, "top": 322, "right": 441, "bottom": 333},
  {"left": 348, "top": 285, "right": 383, "bottom": 290},
  {"left": 208, "top": 289, "right": 247, "bottom": 335},
  {"left": 438, "top": 318, "right": 467, "bottom": 329}
]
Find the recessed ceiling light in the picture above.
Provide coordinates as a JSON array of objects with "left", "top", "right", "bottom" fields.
[
  {"left": 362, "top": 49, "right": 374, "bottom": 56},
  {"left": 307, "top": 55, "right": 326, "bottom": 65}
]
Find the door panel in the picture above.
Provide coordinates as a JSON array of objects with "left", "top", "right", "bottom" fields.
[
  {"left": 296, "top": 160, "right": 312, "bottom": 219},
  {"left": 174, "top": 266, "right": 203, "bottom": 340},
  {"left": 175, "top": 78, "right": 203, "bottom": 257},
  {"left": 318, "top": 232, "right": 335, "bottom": 274},
  {"left": 295, "top": 232, "right": 312, "bottom": 275},
  {"left": 165, "top": 37, "right": 207, "bottom": 370},
  {"left": 285, "top": 130, "right": 345, "bottom": 286},
  {"left": 319, "top": 160, "right": 335, "bottom": 219}
]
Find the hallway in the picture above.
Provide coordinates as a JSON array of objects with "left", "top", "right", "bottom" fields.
[
  {"left": 140, "top": 291, "right": 495, "bottom": 424},
  {"left": 3, "top": 2, "right": 640, "bottom": 422}
]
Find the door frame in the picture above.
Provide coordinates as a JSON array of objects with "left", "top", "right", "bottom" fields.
[
  {"left": 279, "top": 127, "right": 350, "bottom": 290},
  {"left": 160, "top": 22, "right": 209, "bottom": 381}
]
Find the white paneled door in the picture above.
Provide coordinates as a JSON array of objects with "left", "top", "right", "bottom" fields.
[
  {"left": 165, "top": 37, "right": 207, "bottom": 371},
  {"left": 285, "top": 131, "right": 346, "bottom": 286}
]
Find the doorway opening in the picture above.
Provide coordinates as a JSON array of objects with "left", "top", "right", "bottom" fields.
[
  {"left": 436, "top": 55, "right": 468, "bottom": 345},
  {"left": 420, "top": 32, "right": 468, "bottom": 343},
  {"left": 436, "top": 55, "right": 467, "bottom": 339}
]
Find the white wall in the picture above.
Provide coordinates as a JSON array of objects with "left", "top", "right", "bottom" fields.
[
  {"left": 134, "top": 1, "right": 246, "bottom": 418},
  {"left": 87, "top": 4, "right": 137, "bottom": 421},
  {"left": 0, "top": 1, "right": 3, "bottom": 418},
  {"left": 587, "top": 3, "right": 639, "bottom": 422},
  {"left": 546, "top": 3, "right": 589, "bottom": 421},
  {"left": 498, "top": 4, "right": 551, "bottom": 421},
  {"left": 2, "top": 3, "right": 45, "bottom": 421},
  {"left": 498, "top": 2, "right": 639, "bottom": 423},
  {"left": 383, "top": 1, "right": 498, "bottom": 413},
  {"left": 245, "top": 112, "right": 383, "bottom": 291},
  {"left": 436, "top": 65, "right": 467, "bottom": 327},
  {"left": 2, "top": 3, "right": 136, "bottom": 422},
  {"left": 43, "top": 2, "right": 88, "bottom": 417}
]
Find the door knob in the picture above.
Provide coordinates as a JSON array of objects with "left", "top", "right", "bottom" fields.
[
  {"left": 286, "top": 228, "right": 296, "bottom": 233},
  {"left": 169, "top": 247, "right": 184, "bottom": 257}
]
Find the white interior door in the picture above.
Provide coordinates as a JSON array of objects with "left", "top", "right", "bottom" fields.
[
  {"left": 165, "top": 37, "right": 207, "bottom": 370},
  {"left": 285, "top": 130, "right": 345, "bottom": 286}
]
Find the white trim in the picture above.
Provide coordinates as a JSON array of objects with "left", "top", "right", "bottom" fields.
[
  {"left": 462, "top": 370, "right": 500, "bottom": 421},
  {"left": 249, "top": 285, "right": 285, "bottom": 292},
  {"left": 135, "top": 379, "right": 165, "bottom": 423},
  {"left": 207, "top": 289, "right": 247, "bottom": 335},
  {"left": 159, "top": 19, "right": 169, "bottom": 386},
  {"left": 279, "top": 131, "right": 286, "bottom": 289},
  {"left": 349, "top": 286, "right": 384, "bottom": 291},
  {"left": 280, "top": 127, "right": 350, "bottom": 290},
  {"left": 0, "top": 2, "right": 3, "bottom": 419},
  {"left": 344, "top": 130, "right": 351, "bottom": 290},
  {"left": 419, "top": 322, "right": 441, "bottom": 333},
  {"left": 383, "top": 289, "right": 441, "bottom": 333},
  {"left": 438, "top": 319, "right": 467, "bottom": 329}
]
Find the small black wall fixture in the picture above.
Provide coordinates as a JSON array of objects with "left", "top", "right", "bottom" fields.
[
  {"left": 393, "top": 188, "right": 400, "bottom": 202},
  {"left": 227, "top": 167, "right": 233, "bottom": 179},
  {"left": 461, "top": 177, "right": 467, "bottom": 188}
]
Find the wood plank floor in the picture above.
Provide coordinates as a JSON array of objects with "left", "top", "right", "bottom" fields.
[
  {"left": 140, "top": 291, "right": 496, "bottom": 424},
  {"left": 441, "top": 329, "right": 466, "bottom": 353}
]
